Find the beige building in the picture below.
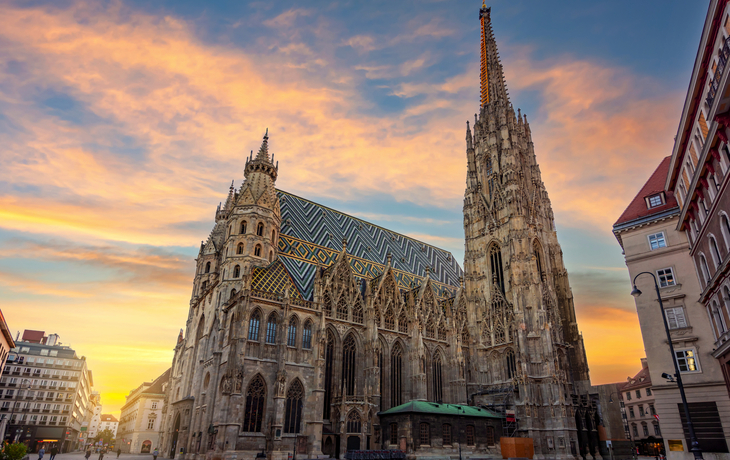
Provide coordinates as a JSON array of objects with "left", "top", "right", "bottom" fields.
[
  {"left": 614, "top": 157, "right": 730, "bottom": 459},
  {"left": 99, "top": 414, "right": 118, "bottom": 437},
  {"left": 118, "top": 369, "right": 169, "bottom": 454},
  {"left": 621, "top": 360, "right": 662, "bottom": 456},
  {"left": 86, "top": 391, "right": 102, "bottom": 441}
]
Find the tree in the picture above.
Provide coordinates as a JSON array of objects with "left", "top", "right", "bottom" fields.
[
  {"left": 0, "top": 442, "right": 27, "bottom": 460},
  {"left": 93, "top": 429, "right": 116, "bottom": 447}
]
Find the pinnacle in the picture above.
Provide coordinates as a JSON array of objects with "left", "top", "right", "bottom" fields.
[{"left": 256, "top": 128, "right": 270, "bottom": 162}]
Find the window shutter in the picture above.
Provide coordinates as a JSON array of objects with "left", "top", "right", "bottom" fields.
[
  {"left": 666, "top": 308, "right": 679, "bottom": 329},
  {"left": 675, "top": 308, "right": 688, "bottom": 328}
]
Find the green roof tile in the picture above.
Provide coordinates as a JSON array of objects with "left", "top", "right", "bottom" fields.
[{"left": 378, "top": 401, "right": 503, "bottom": 418}]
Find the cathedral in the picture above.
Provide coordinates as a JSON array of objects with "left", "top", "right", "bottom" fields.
[{"left": 159, "top": 5, "right": 601, "bottom": 460}]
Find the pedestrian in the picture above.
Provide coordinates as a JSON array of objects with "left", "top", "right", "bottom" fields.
[
  {"left": 152, "top": 448, "right": 158, "bottom": 460},
  {"left": 85, "top": 449, "right": 92, "bottom": 460},
  {"left": 117, "top": 448, "right": 121, "bottom": 458},
  {"left": 50, "top": 446, "right": 58, "bottom": 460},
  {"left": 38, "top": 447, "right": 46, "bottom": 460},
  {"left": 99, "top": 448, "right": 105, "bottom": 460}
]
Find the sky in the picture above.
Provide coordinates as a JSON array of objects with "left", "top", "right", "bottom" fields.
[{"left": 0, "top": 0, "right": 710, "bottom": 416}]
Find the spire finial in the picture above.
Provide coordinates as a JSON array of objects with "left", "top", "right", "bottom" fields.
[
  {"left": 479, "top": 4, "right": 508, "bottom": 108},
  {"left": 256, "top": 130, "right": 270, "bottom": 161}
]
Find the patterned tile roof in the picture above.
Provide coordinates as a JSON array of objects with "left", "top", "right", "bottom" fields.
[
  {"left": 277, "top": 190, "right": 463, "bottom": 300},
  {"left": 251, "top": 259, "right": 304, "bottom": 299}
]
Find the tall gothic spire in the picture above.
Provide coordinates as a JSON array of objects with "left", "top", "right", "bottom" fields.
[{"left": 479, "top": 3, "right": 509, "bottom": 107}]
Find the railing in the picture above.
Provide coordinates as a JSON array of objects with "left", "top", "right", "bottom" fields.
[
  {"left": 332, "top": 395, "right": 367, "bottom": 404},
  {"left": 291, "top": 297, "right": 315, "bottom": 309},
  {"left": 251, "top": 289, "right": 281, "bottom": 302},
  {"left": 706, "top": 36, "right": 730, "bottom": 108}
]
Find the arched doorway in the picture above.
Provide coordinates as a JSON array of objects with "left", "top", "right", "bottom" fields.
[
  {"left": 346, "top": 436, "right": 360, "bottom": 451},
  {"left": 141, "top": 441, "right": 152, "bottom": 453},
  {"left": 170, "top": 413, "right": 181, "bottom": 458},
  {"left": 323, "top": 437, "right": 334, "bottom": 457}
]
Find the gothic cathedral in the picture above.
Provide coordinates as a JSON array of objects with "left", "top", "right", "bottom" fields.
[{"left": 159, "top": 6, "right": 598, "bottom": 460}]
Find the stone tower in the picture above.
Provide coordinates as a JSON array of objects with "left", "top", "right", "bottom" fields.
[{"left": 463, "top": 5, "right": 593, "bottom": 459}]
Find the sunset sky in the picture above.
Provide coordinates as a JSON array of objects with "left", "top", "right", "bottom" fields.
[{"left": 0, "top": 0, "right": 709, "bottom": 415}]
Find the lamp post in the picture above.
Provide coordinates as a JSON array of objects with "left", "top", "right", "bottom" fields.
[
  {"left": 2, "top": 378, "right": 31, "bottom": 443},
  {"left": 631, "top": 272, "right": 703, "bottom": 460}
]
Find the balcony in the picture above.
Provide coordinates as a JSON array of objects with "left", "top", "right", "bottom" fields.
[{"left": 706, "top": 36, "right": 730, "bottom": 108}]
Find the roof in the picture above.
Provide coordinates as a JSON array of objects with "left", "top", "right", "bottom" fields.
[
  {"left": 621, "top": 365, "right": 652, "bottom": 391},
  {"left": 101, "top": 414, "right": 118, "bottom": 422},
  {"left": 277, "top": 190, "right": 463, "bottom": 300},
  {"left": 251, "top": 259, "right": 303, "bottom": 299},
  {"left": 614, "top": 156, "right": 678, "bottom": 228},
  {"left": 378, "top": 401, "right": 502, "bottom": 418},
  {"left": 142, "top": 368, "right": 170, "bottom": 395}
]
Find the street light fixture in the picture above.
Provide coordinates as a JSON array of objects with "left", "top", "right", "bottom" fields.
[{"left": 631, "top": 271, "right": 703, "bottom": 460}]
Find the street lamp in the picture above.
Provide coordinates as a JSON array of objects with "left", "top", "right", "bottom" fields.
[
  {"left": 631, "top": 272, "right": 703, "bottom": 460},
  {"left": 3, "top": 378, "right": 31, "bottom": 443}
]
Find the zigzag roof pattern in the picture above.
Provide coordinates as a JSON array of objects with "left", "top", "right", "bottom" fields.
[{"left": 276, "top": 190, "right": 463, "bottom": 300}]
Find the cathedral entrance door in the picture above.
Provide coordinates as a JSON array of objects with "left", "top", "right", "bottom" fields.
[{"left": 346, "top": 436, "right": 360, "bottom": 452}]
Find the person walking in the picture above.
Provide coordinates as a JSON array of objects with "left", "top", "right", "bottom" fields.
[
  {"left": 99, "top": 448, "right": 105, "bottom": 460},
  {"left": 85, "top": 448, "right": 92, "bottom": 460},
  {"left": 38, "top": 447, "right": 46, "bottom": 460},
  {"left": 117, "top": 448, "right": 121, "bottom": 458},
  {"left": 50, "top": 446, "right": 58, "bottom": 460},
  {"left": 152, "top": 448, "right": 158, "bottom": 460}
]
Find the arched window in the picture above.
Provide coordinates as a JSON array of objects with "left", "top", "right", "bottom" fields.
[
  {"left": 721, "top": 214, "right": 730, "bottom": 251},
  {"left": 248, "top": 311, "right": 260, "bottom": 341},
  {"left": 230, "top": 288, "right": 237, "bottom": 299},
  {"left": 240, "top": 221, "right": 247, "bottom": 234},
  {"left": 353, "top": 301, "right": 363, "bottom": 324},
  {"left": 284, "top": 380, "right": 304, "bottom": 434},
  {"left": 432, "top": 355, "right": 443, "bottom": 402},
  {"left": 205, "top": 262, "right": 211, "bottom": 274},
  {"left": 425, "top": 319, "right": 435, "bottom": 338},
  {"left": 243, "top": 375, "right": 266, "bottom": 432},
  {"left": 442, "top": 424, "right": 452, "bottom": 446},
  {"left": 254, "top": 245, "right": 262, "bottom": 257},
  {"left": 438, "top": 323, "right": 446, "bottom": 341},
  {"left": 384, "top": 308, "right": 395, "bottom": 330},
  {"left": 489, "top": 244, "right": 505, "bottom": 293},
  {"left": 257, "top": 223, "right": 264, "bottom": 236},
  {"left": 713, "top": 300, "right": 727, "bottom": 334},
  {"left": 398, "top": 312, "right": 408, "bottom": 333},
  {"left": 271, "top": 230, "right": 276, "bottom": 242},
  {"left": 533, "top": 240, "right": 544, "bottom": 280},
  {"left": 346, "top": 410, "right": 361, "bottom": 433},
  {"left": 391, "top": 343, "right": 403, "bottom": 407},
  {"left": 323, "top": 293, "right": 333, "bottom": 317},
  {"left": 337, "top": 297, "right": 348, "bottom": 320},
  {"left": 266, "top": 313, "right": 277, "bottom": 344},
  {"left": 323, "top": 330, "right": 335, "bottom": 419},
  {"left": 494, "top": 322, "right": 505, "bottom": 344},
  {"left": 302, "top": 321, "right": 313, "bottom": 349},
  {"left": 419, "top": 422, "right": 430, "bottom": 446},
  {"left": 342, "top": 334, "right": 357, "bottom": 396},
  {"left": 723, "top": 286, "right": 730, "bottom": 323},
  {"left": 710, "top": 235, "right": 723, "bottom": 268},
  {"left": 486, "top": 426, "right": 496, "bottom": 446},
  {"left": 505, "top": 349, "right": 517, "bottom": 379},
  {"left": 237, "top": 243, "right": 244, "bottom": 255},
  {"left": 269, "top": 250, "right": 273, "bottom": 262},
  {"left": 700, "top": 253, "right": 711, "bottom": 284},
  {"left": 233, "top": 265, "right": 241, "bottom": 278},
  {"left": 287, "top": 317, "right": 298, "bottom": 347}
]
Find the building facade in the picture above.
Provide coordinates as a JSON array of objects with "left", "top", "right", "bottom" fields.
[
  {"left": 118, "top": 369, "right": 169, "bottom": 454},
  {"left": 666, "top": 0, "right": 730, "bottom": 396},
  {"left": 159, "top": 6, "right": 599, "bottom": 460},
  {"left": 615, "top": 155, "right": 730, "bottom": 460},
  {"left": 0, "top": 308, "right": 16, "bottom": 444},
  {"left": 1, "top": 330, "right": 94, "bottom": 453},
  {"left": 86, "top": 391, "right": 102, "bottom": 442},
  {"left": 99, "top": 414, "right": 119, "bottom": 438},
  {"left": 620, "top": 360, "right": 662, "bottom": 456}
]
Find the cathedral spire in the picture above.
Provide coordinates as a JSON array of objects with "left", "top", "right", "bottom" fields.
[
  {"left": 256, "top": 128, "right": 270, "bottom": 161},
  {"left": 479, "top": 3, "right": 509, "bottom": 107}
]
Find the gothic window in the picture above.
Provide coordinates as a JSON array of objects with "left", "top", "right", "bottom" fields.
[
  {"left": 432, "top": 355, "right": 443, "bottom": 403},
  {"left": 494, "top": 322, "right": 505, "bottom": 344},
  {"left": 505, "top": 349, "right": 517, "bottom": 379},
  {"left": 323, "top": 330, "right": 335, "bottom": 419},
  {"left": 346, "top": 410, "right": 361, "bottom": 433},
  {"left": 438, "top": 323, "right": 446, "bottom": 340},
  {"left": 342, "top": 334, "right": 357, "bottom": 396},
  {"left": 425, "top": 319, "right": 435, "bottom": 339},
  {"left": 230, "top": 288, "right": 237, "bottom": 299},
  {"left": 391, "top": 343, "right": 403, "bottom": 407},
  {"left": 462, "top": 326, "right": 470, "bottom": 344},
  {"left": 442, "top": 424, "right": 452, "bottom": 446},
  {"left": 489, "top": 244, "right": 505, "bottom": 294},
  {"left": 374, "top": 303, "right": 381, "bottom": 327},
  {"left": 384, "top": 308, "right": 395, "bottom": 330},
  {"left": 271, "top": 230, "right": 276, "bottom": 242},
  {"left": 533, "top": 240, "right": 544, "bottom": 280},
  {"left": 237, "top": 243, "right": 244, "bottom": 254},
  {"left": 248, "top": 311, "right": 260, "bottom": 341},
  {"left": 337, "top": 297, "right": 348, "bottom": 321},
  {"left": 266, "top": 313, "right": 277, "bottom": 344},
  {"left": 353, "top": 300, "right": 363, "bottom": 324},
  {"left": 302, "top": 321, "right": 313, "bottom": 349},
  {"left": 257, "top": 223, "right": 264, "bottom": 236},
  {"left": 243, "top": 375, "right": 266, "bottom": 432},
  {"left": 419, "top": 422, "right": 430, "bottom": 446},
  {"left": 323, "top": 293, "right": 333, "bottom": 317},
  {"left": 287, "top": 317, "right": 298, "bottom": 347},
  {"left": 284, "top": 380, "right": 304, "bottom": 434},
  {"left": 240, "top": 221, "right": 247, "bottom": 234},
  {"left": 254, "top": 245, "right": 262, "bottom": 257},
  {"left": 233, "top": 265, "right": 241, "bottom": 278},
  {"left": 204, "top": 262, "right": 211, "bottom": 274},
  {"left": 269, "top": 250, "right": 273, "bottom": 262},
  {"left": 398, "top": 312, "right": 408, "bottom": 333}
]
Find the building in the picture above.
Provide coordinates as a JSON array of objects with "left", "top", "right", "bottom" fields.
[
  {"left": 99, "top": 414, "right": 119, "bottom": 437},
  {"left": 615, "top": 156, "right": 730, "bottom": 459},
  {"left": 0, "top": 309, "right": 16, "bottom": 444},
  {"left": 86, "top": 392, "right": 102, "bottom": 441},
  {"left": 1, "top": 330, "right": 94, "bottom": 453},
  {"left": 118, "top": 369, "right": 169, "bottom": 454},
  {"left": 665, "top": 0, "right": 730, "bottom": 412},
  {"left": 620, "top": 360, "right": 662, "bottom": 456},
  {"left": 159, "top": 6, "right": 600, "bottom": 460}
]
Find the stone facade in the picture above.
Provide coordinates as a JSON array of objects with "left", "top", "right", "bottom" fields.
[{"left": 159, "top": 6, "right": 598, "bottom": 460}]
